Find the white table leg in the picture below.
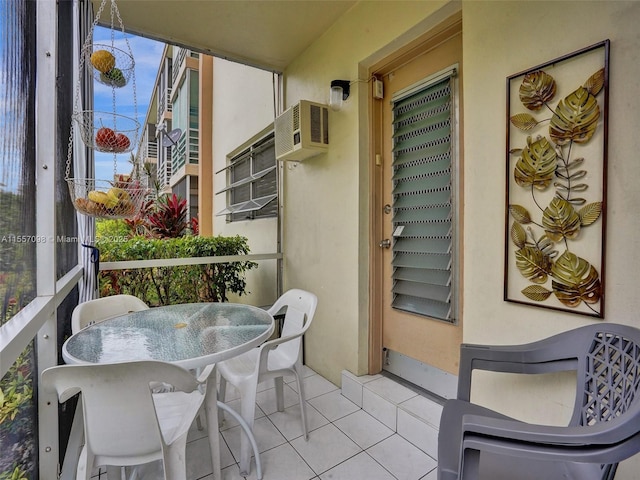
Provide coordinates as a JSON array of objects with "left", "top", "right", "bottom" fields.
[{"left": 205, "top": 366, "right": 222, "bottom": 480}]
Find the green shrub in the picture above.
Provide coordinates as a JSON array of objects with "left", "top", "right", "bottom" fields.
[
  {"left": 0, "top": 465, "right": 28, "bottom": 480},
  {"left": 97, "top": 235, "right": 257, "bottom": 305},
  {"left": 95, "top": 218, "right": 129, "bottom": 240},
  {"left": 0, "top": 351, "right": 32, "bottom": 430}
]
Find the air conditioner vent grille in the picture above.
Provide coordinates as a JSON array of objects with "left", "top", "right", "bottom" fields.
[
  {"left": 292, "top": 104, "right": 300, "bottom": 131},
  {"left": 310, "top": 105, "right": 321, "bottom": 143},
  {"left": 274, "top": 108, "right": 294, "bottom": 158},
  {"left": 275, "top": 100, "right": 329, "bottom": 161}
]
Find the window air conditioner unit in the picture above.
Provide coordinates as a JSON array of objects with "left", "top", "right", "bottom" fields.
[{"left": 275, "top": 100, "right": 329, "bottom": 161}]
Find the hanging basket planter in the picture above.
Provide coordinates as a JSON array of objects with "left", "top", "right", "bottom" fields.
[
  {"left": 73, "top": 110, "right": 140, "bottom": 154},
  {"left": 68, "top": 178, "right": 149, "bottom": 219},
  {"left": 66, "top": 0, "right": 145, "bottom": 220},
  {"left": 84, "top": 43, "right": 134, "bottom": 88}
]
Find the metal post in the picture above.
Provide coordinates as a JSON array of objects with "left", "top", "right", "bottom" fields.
[{"left": 36, "top": 0, "right": 59, "bottom": 477}]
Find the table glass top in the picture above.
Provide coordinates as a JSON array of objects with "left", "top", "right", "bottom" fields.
[{"left": 63, "top": 302, "right": 273, "bottom": 365}]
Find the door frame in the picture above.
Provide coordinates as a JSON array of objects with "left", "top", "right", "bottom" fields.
[{"left": 367, "top": 12, "right": 463, "bottom": 374}]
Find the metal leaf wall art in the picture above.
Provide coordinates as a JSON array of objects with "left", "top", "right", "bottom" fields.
[{"left": 505, "top": 41, "right": 609, "bottom": 318}]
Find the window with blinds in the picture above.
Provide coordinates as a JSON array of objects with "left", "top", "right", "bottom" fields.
[
  {"left": 216, "top": 130, "right": 278, "bottom": 221},
  {"left": 391, "top": 70, "right": 458, "bottom": 323}
]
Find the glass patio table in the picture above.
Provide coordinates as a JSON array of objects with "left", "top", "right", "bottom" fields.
[{"left": 61, "top": 302, "right": 274, "bottom": 480}]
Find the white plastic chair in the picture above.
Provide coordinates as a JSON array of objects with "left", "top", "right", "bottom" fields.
[
  {"left": 217, "top": 289, "right": 318, "bottom": 475},
  {"left": 71, "top": 294, "right": 149, "bottom": 334},
  {"left": 42, "top": 360, "right": 211, "bottom": 480}
]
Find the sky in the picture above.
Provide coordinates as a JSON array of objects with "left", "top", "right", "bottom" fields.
[{"left": 93, "top": 26, "right": 163, "bottom": 181}]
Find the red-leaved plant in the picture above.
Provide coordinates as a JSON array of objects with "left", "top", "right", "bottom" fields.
[{"left": 147, "top": 193, "right": 188, "bottom": 238}]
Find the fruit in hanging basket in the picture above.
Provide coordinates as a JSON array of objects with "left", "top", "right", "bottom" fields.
[
  {"left": 95, "top": 127, "right": 116, "bottom": 150},
  {"left": 90, "top": 49, "right": 116, "bottom": 73},
  {"left": 88, "top": 190, "right": 119, "bottom": 209},
  {"left": 107, "top": 187, "right": 131, "bottom": 203},
  {"left": 88, "top": 190, "right": 107, "bottom": 205},
  {"left": 100, "top": 67, "right": 126, "bottom": 87},
  {"left": 113, "top": 133, "right": 131, "bottom": 152}
]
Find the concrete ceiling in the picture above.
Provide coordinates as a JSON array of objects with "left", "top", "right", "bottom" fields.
[{"left": 94, "top": 0, "right": 357, "bottom": 72}]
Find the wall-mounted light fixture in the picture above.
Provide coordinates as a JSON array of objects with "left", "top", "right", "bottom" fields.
[{"left": 330, "top": 80, "right": 351, "bottom": 111}]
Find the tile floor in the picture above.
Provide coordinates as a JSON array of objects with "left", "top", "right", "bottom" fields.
[{"left": 93, "top": 367, "right": 442, "bottom": 480}]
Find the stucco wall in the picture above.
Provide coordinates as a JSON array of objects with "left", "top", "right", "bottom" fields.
[
  {"left": 210, "top": 58, "right": 279, "bottom": 308},
  {"left": 214, "top": 8, "right": 640, "bottom": 467},
  {"left": 463, "top": 1, "right": 640, "bottom": 476},
  {"left": 282, "top": 1, "right": 452, "bottom": 385}
]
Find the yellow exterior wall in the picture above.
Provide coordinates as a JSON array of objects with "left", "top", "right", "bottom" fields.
[
  {"left": 286, "top": 0, "right": 640, "bottom": 448},
  {"left": 213, "top": 11, "right": 640, "bottom": 476},
  {"left": 462, "top": 1, "right": 640, "bottom": 476},
  {"left": 282, "top": 1, "right": 452, "bottom": 384}
]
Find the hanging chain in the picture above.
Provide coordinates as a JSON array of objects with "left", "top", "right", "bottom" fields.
[
  {"left": 110, "top": 0, "right": 117, "bottom": 176},
  {"left": 65, "top": 0, "right": 139, "bottom": 181},
  {"left": 111, "top": 0, "right": 139, "bottom": 179},
  {"left": 66, "top": 0, "right": 109, "bottom": 180}
]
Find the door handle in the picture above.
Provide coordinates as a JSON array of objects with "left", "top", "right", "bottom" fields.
[{"left": 379, "top": 239, "right": 391, "bottom": 249}]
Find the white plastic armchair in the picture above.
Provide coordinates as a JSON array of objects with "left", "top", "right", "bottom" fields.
[
  {"left": 217, "top": 289, "right": 318, "bottom": 476},
  {"left": 71, "top": 294, "right": 149, "bottom": 334},
  {"left": 42, "top": 360, "right": 212, "bottom": 480}
]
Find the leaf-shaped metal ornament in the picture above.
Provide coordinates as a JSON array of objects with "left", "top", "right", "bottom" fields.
[
  {"left": 509, "top": 204, "right": 532, "bottom": 224},
  {"left": 535, "top": 232, "right": 558, "bottom": 258},
  {"left": 566, "top": 157, "right": 584, "bottom": 169},
  {"left": 521, "top": 285, "right": 553, "bottom": 302},
  {"left": 542, "top": 197, "right": 581, "bottom": 241},
  {"left": 551, "top": 251, "right": 601, "bottom": 307},
  {"left": 578, "top": 202, "right": 602, "bottom": 227},
  {"left": 554, "top": 182, "right": 588, "bottom": 192},
  {"left": 519, "top": 71, "right": 557, "bottom": 111},
  {"left": 511, "top": 222, "right": 527, "bottom": 248},
  {"left": 549, "top": 87, "right": 600, "bottom": 145},
  {"left": 515, "top": 245, "right": 552, "bottom": 283},
  {"left": 514, "top": 136, "right": 557, "bottom": 190},
  {"left": 510, "top": 113, "right": 540, "bottom": 131},
  {"left": 583, "top": 68, "right": 605, "bottom": 96},
  {"left": 567, "top": 169, "right": 587, "bottom": 181},
  {"left": 556, "top": 192, "right": 587, "bottom": 206}
]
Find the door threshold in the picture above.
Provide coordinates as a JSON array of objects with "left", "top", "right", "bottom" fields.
[
  {"left": 380, "top": 370, "right": 447, "bottom": 406},
  {"left": 383, "top": 348, "right": 458, "bottom": 400}
]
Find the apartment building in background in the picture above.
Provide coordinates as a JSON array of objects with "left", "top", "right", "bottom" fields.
[
  {"left": 138, "top": 45, "right": 211, "bottom": 227},
  {"left": 138, "top": 44, "right": 278, "bottom": 241}
]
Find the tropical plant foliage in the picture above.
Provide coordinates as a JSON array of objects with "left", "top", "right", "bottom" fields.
[
  {"left": 508, "top": 66, "right": 605, "bottom": 314},
  {"left": 0, "top": 465, "right": 29, "bottom": 480},
  {"left": 98, "top": 235, "right": 257, "bottom": 305},
  {"left": 124, "top": 193, "right": 193, "bottom": 238},
  {"left": 0, "top": 194, "right": 36, "bottom": 478},
  {"left": 147, "top": 193, "right": 189, "bottom": 238}
]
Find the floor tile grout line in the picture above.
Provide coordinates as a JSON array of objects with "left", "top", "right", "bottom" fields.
[{"left": 101, "top": 367, "right": 441, "bottom": 479}]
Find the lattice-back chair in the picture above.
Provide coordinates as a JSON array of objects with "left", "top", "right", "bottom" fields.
[{"left": 438, "top": 323, "right": 640, "bottom": 480}]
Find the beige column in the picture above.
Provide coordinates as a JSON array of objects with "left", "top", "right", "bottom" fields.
[{"left": 198, "top": 55, "right": 214, "bottom": 235}]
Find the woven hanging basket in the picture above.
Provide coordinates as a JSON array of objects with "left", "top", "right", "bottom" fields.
[
  {"left": 68, "top": 178, "right": 149, "bottom": 219},
  {"left": 84, "top": 43, "right": 134, "bottom": 88},
  {"left": 73, "top": 110, "right": 140, "bottom": 154}
]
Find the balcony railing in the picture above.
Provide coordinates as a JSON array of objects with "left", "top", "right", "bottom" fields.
[
  {"left": 157, "top": 86, "right": 173, "bottom": 123},
  {"left": 172, "top": 47, "right": 188, "bottom": 85},
  {"left": 139, "top": 127, "right": 158, "bottom": 162}
]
